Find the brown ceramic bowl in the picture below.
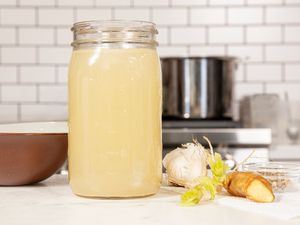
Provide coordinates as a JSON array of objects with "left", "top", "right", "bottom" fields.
[{"left": 0, "top": 122, "right": 68, "bottom": 186}]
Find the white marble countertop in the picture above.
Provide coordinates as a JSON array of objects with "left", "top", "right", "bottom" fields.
[{"left": 1, "top": 175, "right": 300, "bottom": 225}]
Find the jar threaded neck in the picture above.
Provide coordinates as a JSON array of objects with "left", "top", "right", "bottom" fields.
[{"left": 71, "top": 20, "right": 158, "bottom": 49}]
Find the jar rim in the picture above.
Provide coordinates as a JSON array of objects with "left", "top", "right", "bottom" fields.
[
  {"left": 72, "top": 20, "right": 157, "bottom": 33},
  {"left": 71, "top": 20, "right": 158, "bottom": 48}
]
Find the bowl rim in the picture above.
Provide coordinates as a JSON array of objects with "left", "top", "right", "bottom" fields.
[
  {"left": 242, "top": 161, "right": 300, "bottom": 172},
  {"left": 0, "top": 121, "right": 68, "bottom": 134}
]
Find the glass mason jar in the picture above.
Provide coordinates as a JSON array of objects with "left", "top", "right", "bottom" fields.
[{"left": 68, "top": 20, "right": 162, "bottom": 198}]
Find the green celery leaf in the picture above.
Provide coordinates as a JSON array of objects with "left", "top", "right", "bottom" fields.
[
  {"left": 199, "top": 176, "right": 216, "bottom": 200},
  {"left": 180, "top": 186, "right": 204, "bottom": 206}
]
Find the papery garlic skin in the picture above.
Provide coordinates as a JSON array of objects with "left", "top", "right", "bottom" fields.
[{"left": 163, "top": 142, "right": 208, "bottom": 188}]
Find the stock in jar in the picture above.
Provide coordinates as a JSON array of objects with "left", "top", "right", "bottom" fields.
[{"left": 68, "top": 20, "right": 162, "bottom": 197}]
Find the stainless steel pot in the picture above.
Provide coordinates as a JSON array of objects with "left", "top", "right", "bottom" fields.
[{"left": 161, "top": 57, "right": 236, "bottom": 119}]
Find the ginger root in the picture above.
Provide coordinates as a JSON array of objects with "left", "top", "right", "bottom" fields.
[{"left": 223, "top": 171, "right": 275, "bottom": 203}]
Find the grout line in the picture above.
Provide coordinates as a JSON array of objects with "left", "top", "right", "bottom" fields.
[
  {"left": 243, "top": 63, "right": 247, "bottom": 81},
  {"left": 36, "top": 84, "right": 40, "bottom": 103},
  {"left": 243, "top": 25, "right": 247, "bottom": 44},
  {"left": 282, "top": 25, "right": 285, "bottom": 44},
  {"left": 16, "top": 65, "right": 20, "bottom": 84},
  {"left": 20, "top": 102, "right": 68, "bottom": 106},
  {"left": 262, "top": 44, "right": 266, "bottom": 63},
  {"left": 17, "top": 103, "right": 21, "bottom": 122},
  {"left": 262, "top": 82, "right": 266, "bottom": 93},
  {"left": 205, "top": 26, "right": 209, "bottom": 45},
  {"left": 73, "top": 7, "right": 77, "bottom": 23},
  {"left": 4, "top": 42, "right": 300, "bottom": 47},
  {"left": 36, "top": 46, "right": 39, "bottom": 65},
  {"left": 187, "top": 45, "right": 191, "bottom": 55},
  {"left": 262, "top": 5, "right": 266, "bottom": 25},
  {"left": 225, "top": 6, "right": 228, "bottom": 25},
  {"left": 187, "top": 6, "right": 191, "bottom": 26},
  {"left": 167, "top": 26, "right": 171, "bottom": 45},
  {"left": 15, "top": 26, "right": 19, "bottom": 46},
  {"left": 35, "top": 6, "right": 39, "bottom": 26},
  {"left": 149, "top": 7, "right": 153, "bottom": 21},
  {"left": 282, "top": 63, "right": 286, "bottom": 81},
  {"left": 3, "top": 23, "right": 300, "bottom": 29},
  {"left": 2, "top": 4, "right": 300, "bottom": 9},
  {"left": 111, "top": 7, "right": 115, "bottom": 20},
  {"left": 54, "top": 27, "right": 57, "bottom": 46},
  {"left": 55, "top": 65, "right": 59, "bottom": 84}
]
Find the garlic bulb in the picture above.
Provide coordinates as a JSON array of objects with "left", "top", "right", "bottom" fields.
[{"left": 163, "top": 142, "right": 208, "bottom": 188}]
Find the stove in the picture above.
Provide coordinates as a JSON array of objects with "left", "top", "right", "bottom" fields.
[{"left": 162, "top": 118, "right": 272, "bottom": 168}]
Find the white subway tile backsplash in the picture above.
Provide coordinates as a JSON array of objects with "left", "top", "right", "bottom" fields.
[
  {"left": 247, "top": 0, "right": 282, "bottom": 5},
  {"left": 246, "top": 64, "right": 282, "bottom": 81},
  {"left": 134, "top": 0, "right": 169, "bottom": 6},
  {"left": 0, "top": 0, "right": 17, "bottom": 6},
  {"left": 0, "top": 67, "right": 17, "bottom": 83},
  {"left": 266, "top": 83, "right": 300, "bottom": 100},
  {"left": 157, "top": 27, "right": 168, "bottom": 45},
  {"left": 0, "top": 28, "right": 16, "bottom": 45},
  {"left": 172, "top": 0, "right": 206, "bottom": 6},
  {"left": 209, "top": 27, "right": 244, "bottom": 44},
  {"left": 76, "top": 9, "right": 112, "bottom": 22},
  {"left": 0, "top": 9, "right": 35, "bottom": 25},
  {"left": 19, "top": 0, "right": 55, "bottom": 6},
  {"left": 19, "top": 28, "right": 55, "bottom": 45},
  {"left": 266, "top": 7, "right": 300, "bottom": 24},
  {"left": 285, "top": 64, "right": 300, "bottom": 81},
  {"left": 189, "top": 46, "right": 226, "bottom": 56},
  {"left": 38, "top": 47, "right": 72, "bottom": 64},
  {"left": 228, "top": 8, "right": 263, "bottom": 25},
  {"left": 20, "top": 66, "right": 56, "bottom": 83},
  {"left": 158, "top": 46, "right": 188, "bottom": 57},
  {"left": 56, "top": 28, "right": 72, "bottom": 45},
  {"left": 266, "top": 45, "right": 300, "bottom": 62},
  {"left": 114, "top": 9, "right": 150, "bottom": 21},
  {"left": 57, "top": 66, "right": 68, "bottom": 83},
  {"left": 246, "top": 26, "right": 282, "bottom": 43},
  {"left": 171, "top": 27, "right": 206, "bottom": 44},
  {"left": 0, "top": 104, "right": 18, "bottom": 122},
  {"left": 209, "top": 0, "right": 244, "bottom": 5},
  {"left": 2, "top": 85, "right": 36, "bottom": 102},
  {"left": 191, "top": 8, "right": 226, "bottom": 25},
  {"left": 39, "top": 85, "right": 67, "bottom": 103},
  {"left": 1, "top": 47, "right": 36, "bottom": 64},
  {"left": 235, "top": 82, "right": 264, "bottom": 100},
  {"left": 228, "top": 45, "right": 263, "bottom": 62},
  {"left": 58, "top": 0, "right": 94, "bottom": 6},
  {"left": 285, "top": 0, "right": 300, "bottom": 3},
  {"left": 235, "top": 63, "right": 245, "bottom": 82},
  {"left": 284, "top": 26, "right": 300, "bottom": 43},
  {"left": 95, "top": 0, "right": 131, "bottom": 6},
  {"left": 153, "top": 9, "right": 188, "bottom": 25},
  {"left": 21, "top": 104, "right": 68, "bottom": 122},
  {"left": 0, "top": 1, "right": 300, "bottom": 122},
  {"left": 38, "top": 9, "right": 74, "bottom": 26}
]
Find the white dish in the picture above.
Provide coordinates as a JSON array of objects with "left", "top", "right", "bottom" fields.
[{"left": 0, "top": 121, "right": 68, "bottom": 134}]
